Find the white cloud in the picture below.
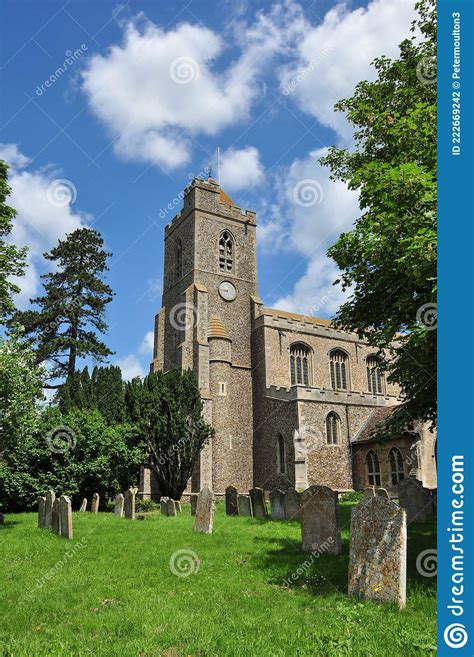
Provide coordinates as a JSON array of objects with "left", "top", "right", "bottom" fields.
[
  {"left": 219, "top": 146, "right": 264, "bottom": 193},
  {"left": 81, "top": 9, "right": 289, "bottom": 170},
  {"left": 0, "top": 143, "right": 91, "bottom": 307},
  {"left": 139, "top": 330, "right": 154, "bottom": 356},
  {"left": 115, "top": 354, "right": 146, "bottom": 380},
  {"left": 279, "top": 0, "right": 416, "bottom": 144}
]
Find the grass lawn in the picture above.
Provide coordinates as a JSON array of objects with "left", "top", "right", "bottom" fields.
[{"left": 0, "top": 500, "right": 436, "bottom": 657}]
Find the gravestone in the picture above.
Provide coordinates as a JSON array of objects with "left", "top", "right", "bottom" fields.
[
  {"left": 190, "top": 494, "right": 198, "bottom": 516},
  {"left": 0, "top": 513, "right": 4, "bottom": 525},
  {"left": 283, "top": 488, "right": 301, "bottom": 521},
  {"left": 397, "top": 478, "right": 433, "bottom": 523},
  {"left": 225, "top": 486, "right": 239, "bottom": 516},
  {"left": 114, "top": 493, "right": 124, "bottom": 518},
  {"left": 194, "top": 486, "right": 215, "bottom": 534},
  {"left": 45, "top": 490, "right": 55, "bottom": 530},
  {"left": 167, "top": 499, "right": 177, "bottom": 517},
  {"left": 174, "top": 500, "right": 182, "bottom": 513},
  {"left": 363, "top": 486, "right": 375, "bottom": 498},
  {"left": 124, "top": 488, "right": 136, "bottom": 520},
  {"left": 59, "top": 495, "right": 73, "bottom": 540},
  {"left": 300, "top": 485, "right": 341, "bottom": 554},
  {"left": 160, "top": 498, "right": 169, "bottom": 516},
  {"left": 237, "top": 494, "right": 252, "bottom": 516},
  {"left": 348, "top": 496, "right": 407, "bottom": 607},
  {"left": 375, "top": 487, "right": 389, "bottom": 499},
  {"left": 91, "top": 493, "right": 100, "bottom": 513},
  {"left": 79, "top": 498, "right": 87, "bottom": 512},
  {"left": 270, "top": 489, "right": 285, "bottom": 520},
  {"left": 52, "top": 499, "right": 61, "bottom": 535},
  {"left": 38, "top": 496, "right": 46, "bottom": 528},
  {"left": 249, "top": 488, "right": 267, "bottom": 519}
]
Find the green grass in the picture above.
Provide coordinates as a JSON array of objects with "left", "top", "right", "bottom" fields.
[{"left": 0, "top": 501, "right": 436, "bottom": 657}]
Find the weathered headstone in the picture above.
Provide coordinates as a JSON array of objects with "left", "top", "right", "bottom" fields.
[
  {"left": 375, "top": 487, "right": 389, "bottom": 499},
  {"left": 190, "top": 494, "right": 198, "bottom": 516},
  {"left": 237, "top": 494, "right": 252, "bottom": 516},
  {"left": 397, "top": 478, "right": 433, "bottom": 523},
  {"left": 59, "top": 495, "right": 73, "bottom": 540},
  {"left": 270, "top": 489, "right": 285, "bottom": 520},
  {"left": 79, "top": 498, "right": 88, "bottom": 512},
  {"left": 167, "top": 499, "right": 177, "bottom": 517},
  {"left": 283, "top": 488, "right": 301, "bottom": 521},
  {"left": 160, "top": 498, "right": 169, "bottom": 516},
  {"left": 300, "top": 485, "right": 341, "bottom": 554},
  {"left": 174, "top": 500, "right": 182, "bottom": 513},
  {"left": 249, "top": 487, "right": 267, "bottom": 519},
  {"left": 51, "top": 499, "right": 61, "bottom": 535},
  {"left": 348, "top": 496, "right": 407, "bottom": 607},
  {"left": 45, "top": 490, "right": 55, "bottom": 530},
  {"left": 124, "top": 488, "right": 136, "bottom": 520},
  {"left": 363, "top": 486, "right": 375, "bottom": 498},
  {"left": 38, "top": 496, "right": 46, "bottom": 528},
  {"left": 225, "top": 486, "right": 239, "bottom": 516},
  {"left": 114, "top": 493, "right": 124, "bottom": 518},
  {"left": 91, "top": 493, "right": 100, "bottom": 513},
  {"left": 194, "top": 486, "right": 215, "bottom": 534}
]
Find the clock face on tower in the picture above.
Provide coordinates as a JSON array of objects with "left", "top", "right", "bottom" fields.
[{"left": 219, "top": 280, "right": 236, "bottom": 301}]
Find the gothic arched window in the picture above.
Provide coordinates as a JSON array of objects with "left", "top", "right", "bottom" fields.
[
  {"left": 366, "top": 450, "right": 381, "bottom": 486},
  {"left": 389, "top": 447, "right": 405, "bottom": 485},
  {"left": 326, "top": 412, "right": 340, "bottom": 445},
  {"left": 329, "top": 349, "right": 349, "bottom": 391},
  {"left": 277, "top": 434, "right": 285, "bottom": 474},
  {"left": 175, "top": 239, "right": 183, "bottom": 281},
  {"left": 367, "top": 355, "right": 384, "bottom": 395},
  {"left": 219, "top": 231, "right": 233, "bottom": 272},
  {"left": 290, "top": 343, "right": 311, "bottom": 386}
]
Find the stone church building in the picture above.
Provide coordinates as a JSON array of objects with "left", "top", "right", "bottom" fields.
[{"left": 148, "top": 177, "right": 437, "bottom": 497}]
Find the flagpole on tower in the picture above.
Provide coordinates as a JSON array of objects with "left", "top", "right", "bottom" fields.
[{"left": 217, "top": 147, "right": 221, "bottom": 185}]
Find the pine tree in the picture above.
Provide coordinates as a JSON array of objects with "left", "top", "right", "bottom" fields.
[{"left": 15, "top": 228, "right": 114, "bottom": 386}]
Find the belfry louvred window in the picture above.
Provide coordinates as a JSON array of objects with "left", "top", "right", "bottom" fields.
[
  {"left": 290, "top": 344, "right": 311, "bottom": 386},
  {"left": 175, "top": 239, "right": 183, "bottom": 281},
  {"left": 219, "top": 231, "right": 233, "bottom": 272},
  {"left": 325, "top": 412, "right": 340, "bottom": 445},
  {"left": 367, "top": 355, "right": 384, "bottom": 394},
  {"left": 329, "top": 349, "right": 349, "bottom": 391}
]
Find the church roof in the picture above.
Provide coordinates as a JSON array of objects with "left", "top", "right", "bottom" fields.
[
  {"left": 208, "top": 316, "right": 230, "bottom": 339},
  {"left": 261, "top": 307, "right": 332, "bottom": 328},
  {"left": 219, "top": 188, "right": 236, "bottom": 206},
  {"left": 350, "top": 406, "right": 420, "bottom": 444}
]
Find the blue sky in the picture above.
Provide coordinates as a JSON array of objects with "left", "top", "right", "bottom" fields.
[{"left": 0, "top": 0, "right": 416, "bottom": 378}]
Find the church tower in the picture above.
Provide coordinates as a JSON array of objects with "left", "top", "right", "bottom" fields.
[{"left": 151, "top": 178, "right": 260, "bottom": 494}]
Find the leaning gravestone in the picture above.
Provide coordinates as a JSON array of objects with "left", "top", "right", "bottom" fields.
[
  {"left": 190, "top": 494, "right": 198, "bottom": 516},
  {"left": 363, "top": 486, "right": 375, "bottom": 498},
  {"left": 348, "top": 496, "right": 407, "bottom": 607},
  {"left": 249, "top": 488, "right": 267, "bottom": 519},
  {"left": 38, "top": 497, "right": 46, "bottom": 529},
  {"left": 160, "top": 498, "right": 169, "bottom": 516},
  {"left": 91, "top": 493, "right": 100, "bottom": 513},
  {"left": 52, "top": 499, "right": 61, "bottom": 535},
  {"left": 283, "top": 488, "right": 301, "bottom": 521},
  {"left": 301, "top": 486, "right": 341, "bottom": 554},
  {"left": 397, "top": 478, "right": 433, "bottom": 523},
  {"left": 45, "top": 490, "right": 55, "bottom": 530},
  {"left": 174, "top": 500, "right": 182, "bottom": 513},
  {"left": 225, "top": 486, "right": 239, "bottom": 516},
  {"left": 124, "top": 488, "right": 136, "bottom": 520},
  {"left": 237, "top": 494, "right": 252, "bottom": 516},
  {"left": 270, "top": 489, "right": 285, "bottom": 520},
  {"left": 375, "top": 487, "right": 389, "bottom": 499},
  {"left": 194, "top": 486, "right": 215, "bottom": 534},
  {"left": 59, "top": 495, "right": 73, "bottom": 540},
  {"left": 167, "top": 499, "right": 177, "bottom": 517},
  {"left": 114, "top": 493, "right": 124, "bottom": 518},
  {"left": 79, "top": 498, "right": 87, "bottom": 512}
]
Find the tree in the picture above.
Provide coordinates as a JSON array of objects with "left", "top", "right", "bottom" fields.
[
  {"left": 15, "top": 228, "right": 114, "bottom": 386},
  {"left": 128, "top": 369, "right": 214, "bottom": 499},
  {"left": 0, "top": 161, "right": 27, "bottom": 323},
  {"left": 319, "top": 0, "right": 436, "bottom": 431}
]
